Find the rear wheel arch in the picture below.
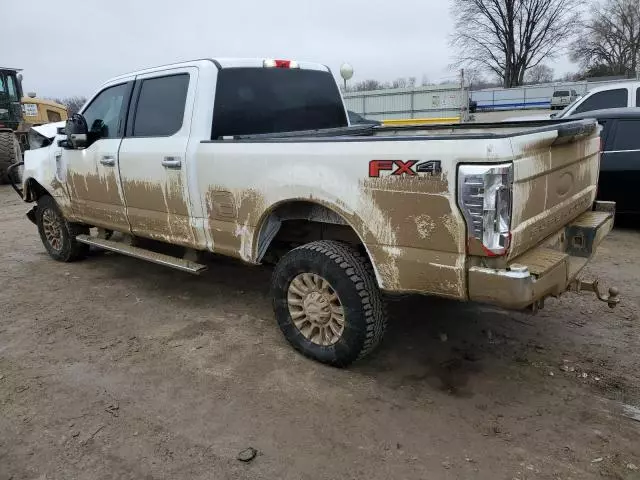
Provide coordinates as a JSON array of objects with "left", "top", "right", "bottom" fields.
[{"left": 254, "top": 200, "right": 382, "bottom": 285}]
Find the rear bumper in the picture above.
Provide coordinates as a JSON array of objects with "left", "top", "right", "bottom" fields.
[{"left": 468, "top": 203, "right": 615, "bottom": 310}]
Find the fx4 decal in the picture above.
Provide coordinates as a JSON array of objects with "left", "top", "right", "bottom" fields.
[{"left": 368, "top": 160, "right": 442, "bottom": 178}]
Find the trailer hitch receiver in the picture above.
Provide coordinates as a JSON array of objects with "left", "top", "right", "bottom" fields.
[{"left": 570, "top": 278, "right": 620, "bottom": 309}]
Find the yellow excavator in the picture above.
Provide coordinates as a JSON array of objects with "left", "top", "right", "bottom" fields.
[{"left": 0, "top": 67, "right": 67, "bottom": 184}]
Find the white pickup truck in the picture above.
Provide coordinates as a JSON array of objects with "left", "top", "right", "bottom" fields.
[{"left": 12, "top": 57, "right": 619, "bottom": 367}]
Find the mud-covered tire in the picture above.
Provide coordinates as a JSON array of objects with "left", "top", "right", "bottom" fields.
[
  {"left": 36, "top": 195, "right": 89, "bottom": 262},
  {"left": 271, "top": 240, "right": 387, "bottom": 367},
  {"left": 0, "top": 131, "right": 18, "bottom": 184}
]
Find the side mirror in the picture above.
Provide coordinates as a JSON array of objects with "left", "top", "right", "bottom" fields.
[{"left": 64, "top": 113, "right": 89, "bottom": 149}]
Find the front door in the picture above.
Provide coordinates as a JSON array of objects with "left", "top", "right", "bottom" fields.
[
  {"left": 64, "top": 81, "right": 133, "bottom": 232},
  {"left": 118, "top": 68, "right": 196, "bottom": 247}
]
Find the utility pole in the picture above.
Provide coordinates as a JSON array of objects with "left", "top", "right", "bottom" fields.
[{"left": 460, "top": 68, "right": 466, "bottom": 123}]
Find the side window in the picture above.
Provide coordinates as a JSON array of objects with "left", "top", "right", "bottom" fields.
[
  {"left": 610, "top": 120, "right": 640, "bottom": 151},
  {"left": 6, "top": 76, "right": 18, "bottom": 101},
  {"left": 574, "top": 89, "right": 627, "bottom": 114},
  {"left": 636, "top": 88, "right": 640, "bottom": 107},
  {"left": 131, "top": 74, "right": 189, "bottom": 137},
  {"left": 82, "top": 83, "right": 130, "bottom": 139},
  {"left": 47, "top": 110, "right": 62, "bottom": 122}
]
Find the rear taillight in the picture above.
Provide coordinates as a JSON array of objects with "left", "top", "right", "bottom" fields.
[
  {"left": 458, "top": 163, "right": 513, "bottom": 256},
  {"left": 263, "top": 59, "right": 300, "bottom": 69}
]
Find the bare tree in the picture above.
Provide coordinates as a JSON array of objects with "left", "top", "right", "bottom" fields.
[
  {"left": 570, "top": 0, "right": 640, "bottom": 78},
  {"left": 391, "top": 78, "right": 408, "bottom": 89},
  {"left": 525, "top": 64, "right": 555, "bottom": 83},
  {"left": 451, "top": 0, "right": 581, "bottom": 87},
  {"left": 463, "top": 67, "right": 487, "bottom": 87},
  {"left": 348, "top": 77, "right": 420, "bottom": 92},
  {"left": 348, "top": 80, "right": 385, "bottom": 92},
  {"left": 53, "top": 96, "right": 87, "bottom": 116},
  {"left": 559, "top": 71, "right": 582, "bottom": 81}
]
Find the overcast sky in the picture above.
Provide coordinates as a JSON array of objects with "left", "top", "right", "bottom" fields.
[{"left": 5, "top": 0, "right": 576, "bottom": 99}]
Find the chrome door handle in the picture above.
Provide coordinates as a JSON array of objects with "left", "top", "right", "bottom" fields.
[
  {"left": 100, "top": 155, "right": 116, "bottom": 166},
  {"left": 161, "top": 157, "right": 182, "bottom": 169}
]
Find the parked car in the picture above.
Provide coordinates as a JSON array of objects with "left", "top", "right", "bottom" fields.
[
  {"left": 347, "top": 110, "right": 380, "bottom": 126},
  {"left": 12, "top": 57, "right": 618, "bottom": 367},
  {"left": 554, "top": 81, "right": 640, "bottom": 118},
  {"left": 550, "top": 89, "right": 579, "bottom": 110},
  {"left": 569, "top": 107, "right": 640, "bottom": 217},
  {"left": 506, "top": 80, "right": 640, "bottom": 121}
]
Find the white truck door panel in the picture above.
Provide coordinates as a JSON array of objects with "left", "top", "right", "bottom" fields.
[
  {"left": 64, "top": 81, "right": 133, "bottom": 231},
  {"left": 118, "top": 68, "right": 198, "bottom": 247}
]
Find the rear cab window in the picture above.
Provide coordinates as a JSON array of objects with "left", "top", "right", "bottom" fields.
[
  {"left": 553, "top": 91, "right": 570, "bottom": 97},
  {"left": 574, "top": 88, "right": 627, "bottom": 114},
  {"left": 211, "top": 68, "right": 347, "bottom": 139}
]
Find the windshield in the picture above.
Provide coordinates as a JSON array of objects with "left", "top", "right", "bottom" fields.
[
  {"left": 0, "top": 73, "right": 20, "bottom": 102},
  {"left": 557, "top": 95, "right": 583, "bottom": 118}
]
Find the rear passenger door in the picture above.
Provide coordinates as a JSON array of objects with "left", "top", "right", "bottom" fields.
[
  {"left": 118, "top": 67, "right": 198, "bottom": 246},
  {"left": 599, "top": 119, "right": 640, "bottom": 213}
]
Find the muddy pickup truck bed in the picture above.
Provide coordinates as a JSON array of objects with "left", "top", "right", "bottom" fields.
[{"left": 12, "top": 57, "right": 619, "bottom": 367}]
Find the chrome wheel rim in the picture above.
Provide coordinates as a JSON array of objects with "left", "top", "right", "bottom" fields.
[
  {"left": 287, "top": 273, "right": 345, "bottom": 346},
  {"left": 42, "top": 208, "right": 63, "bottom": 252}
]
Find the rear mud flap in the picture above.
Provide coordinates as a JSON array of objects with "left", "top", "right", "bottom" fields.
[{"left": 26, "top": 206, "right": 37, "bottom": 225}]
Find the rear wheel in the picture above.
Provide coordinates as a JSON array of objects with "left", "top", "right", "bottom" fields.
[
  {"left": 36, "top": 195, "right": 89, "bottom": 262},
  {"left": 270, "top": 240, "right": 386, "bottom": 367}
]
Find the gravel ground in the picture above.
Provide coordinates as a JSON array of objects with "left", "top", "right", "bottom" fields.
[{"left": 1, "top": 185, "right": 639, "bottom": 480}]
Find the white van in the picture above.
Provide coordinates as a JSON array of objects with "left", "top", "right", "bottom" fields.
[{"left": 550, "top": 89, "right": 579, "bottom": 110}]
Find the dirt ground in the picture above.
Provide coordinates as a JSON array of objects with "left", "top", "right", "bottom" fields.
[{"left": 1, "top": 184, "right": 639, "bottom": 480}]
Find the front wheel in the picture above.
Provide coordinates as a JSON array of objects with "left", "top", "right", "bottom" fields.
[
  {"left": 36, "top": 195, "right": 89, "bottom": 262},
  {"left": 270, "top": 240, "right": 387, "bottom": 367}
]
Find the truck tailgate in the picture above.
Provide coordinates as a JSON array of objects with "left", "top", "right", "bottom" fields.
[{"left": 508, "top": 121, "right": 601, "bottom": 260}]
